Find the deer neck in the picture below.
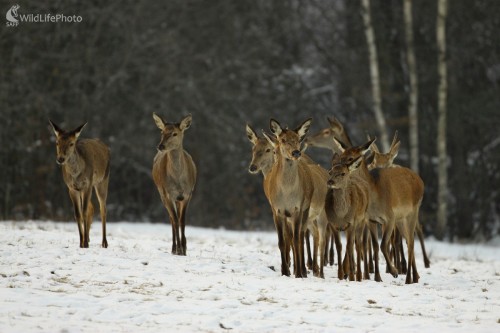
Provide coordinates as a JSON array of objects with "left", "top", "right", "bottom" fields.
[
  {"left": 64, "top": 148, "right": 85, "bottom": 178},
  {"left": 274, "top": 152, "right": 301, "bottom": 190},
  {"left": 166, "top": 145, "right": 185, "bottom": 171},
  {"left": 331, "top": 186, "right": 351, "bottom": 218}
]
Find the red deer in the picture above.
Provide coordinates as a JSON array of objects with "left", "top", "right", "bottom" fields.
[
  {"left": 246, "top": 124, "right": 342, "bottom": 278},
  {"left": 326, "top": 154, "right": 370, "bottom": 281},
  {"left": 333, "top": 137, "right": 424, "bottom": 284},
  {"left": 152, "top": 113, "right": 197, "bottom": 256},
  {"left": 368, "top": 132, "right": 431, "bottom": 269},
  {"left": 49, "top": 120, "right": 110, "bottom": 248},
  {"left": 262, "top": 118, "right": 331, "bottom": 278}
]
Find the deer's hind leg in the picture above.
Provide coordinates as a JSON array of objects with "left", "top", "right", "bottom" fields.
[{"left": 95, "top": 178, "right": 109, "bottom": 248}]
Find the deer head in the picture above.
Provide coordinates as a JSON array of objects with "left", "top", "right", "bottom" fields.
[
  {"left": 268, "top": 118, "right": 312, "bottom": 161},
  {"left": 153, "top": 113, "right": 192, "bottom": 152},
  {"left": 367, "top": 131, "right": 400, "bottom": 170},
  {"left": 246, "top": 124, "right": 274, "bottom": 174},
  {"left": 327, "top": 153, "right": 363, "bottom": 189},
  {"left": 332, "top": 136, "right": 375, "bottom": 167},
  {"left": 49, "top": 120, "right": 87, "bottom": 165}
]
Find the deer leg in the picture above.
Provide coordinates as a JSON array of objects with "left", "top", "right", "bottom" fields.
[
  {"left": 305, "top": 230, "right": 313, "bottom": 270},
  {"left": 367, "top": 226, "right": 374, "bottom": 273},
  {"left": 381, "top": 221, "right": 398, "bottom": 278},
  {"left": 362, "top": 226, "right": 370, "bottom": 280},
  {"left": 176, "top": 199, "right": 188, "bottom": 255},
  {"left": 345, "top": 228, "right": 355, "bottom": 281},
  {"left": 69, "top": 190, "right": 84, "bottom": 248},
  {"left": 329, "top": 231, "right": 334, "bottom": 266},
  {"left": 356, "top": 233, "right": 363, "bottom": 282},
  {"left": 274, "top": 214, "right": 290, "bottom": 277},
  {"left": 368, "top": 222, "right": 382, "bottom": 282},
  {"left": 416, "top": 222, "right": 430, "bottom": 268},
  {"left": 81, "top": 190, "right": 93, "bottom": 248},
  {"left": 333, "top": 228, "right": 343, "bottom": 280},
  {"left": 317, "top": 224, "right": 326, "bottom": 279},
  {"left": 95, "top": 181, "right": 109, "bottom": 248},
  {"left": 312, "top": 229, "right": 320, "bottom": 277},
  {"left": 292, "top": 215, "right": 305, "bottom": 278},
  {"left": 399, "top": 232, "right": 407, "bottom": 274},
  {"left": 163, "top": 200, "right": 179, "bottom": 255}
]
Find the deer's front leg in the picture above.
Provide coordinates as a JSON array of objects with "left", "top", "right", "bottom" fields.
[
  {"left": 69, "top": 189, "right": 84, "bottom": 248},
  {"left": 81, "top": 189, "right": 93, "bottom": 248}
]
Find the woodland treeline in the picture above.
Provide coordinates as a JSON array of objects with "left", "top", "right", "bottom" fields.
[{"left": 1, "top": 0, "right": 499, "bottom": 240}]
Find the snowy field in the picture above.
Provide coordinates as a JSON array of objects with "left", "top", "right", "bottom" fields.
[{"left": 0, "top": 221, "right": 499, "bottom": 333}]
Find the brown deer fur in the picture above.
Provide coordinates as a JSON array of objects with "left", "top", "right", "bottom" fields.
[
  {"left": 333, "top": 138, "right": 424, "bottom": 284},
  {"left": 262, "top": 118, "right": 331, "bottom": 278},
  {"left": 326, "top": 154, "right": 370, "bottom": 281},
  {"left": 49, "top": 120, "right": 110, "bottom": 248},
  {"left": 152, "top": 113, "right": 197, "bottom": 256}
]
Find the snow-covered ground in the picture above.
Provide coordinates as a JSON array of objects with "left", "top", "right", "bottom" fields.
[{"left": 0, "top": 221, "right": 499, "bottom": 332}]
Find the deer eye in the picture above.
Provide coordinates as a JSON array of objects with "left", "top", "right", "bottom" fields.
[
  {"left": 341, "top": 172, "right": 346, "bottom": 177},
  {"left": 69, "top": 143, "right": 74, "bottom": 147},
  {"left": 265, "top": 148, "right": 271, "bottom": 153},
  {"left": 173, "top": 133, "right": 178, "bottom": 137}
]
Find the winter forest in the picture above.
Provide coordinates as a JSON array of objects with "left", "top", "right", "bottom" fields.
[{"left": 1, "top": 0, "right": 499, "bottom": 241}]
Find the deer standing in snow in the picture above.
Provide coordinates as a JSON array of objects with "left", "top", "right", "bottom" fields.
[
  {"left": 152, "top": 113, "right": 197, "bottom": 256},
  {"left": 333, "top": 137, "right": 424, "bottom": 283},
  {"left": 49, "top": 120, "right": 110, "bottom": 248}
]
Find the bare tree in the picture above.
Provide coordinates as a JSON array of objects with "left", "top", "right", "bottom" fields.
[
  {"left": 436, "top": 0, "right": 449, "bottom": 239},
  {"left": 360, "top": 0, "right": 389, "bottom": 152},
  {"left": 403, "top": 0, "right": 419, "bottom": 173}
]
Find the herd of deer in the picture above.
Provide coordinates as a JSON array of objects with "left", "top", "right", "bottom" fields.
[{"left": 49, "top": 114, "right": 429, "bottom": 285}]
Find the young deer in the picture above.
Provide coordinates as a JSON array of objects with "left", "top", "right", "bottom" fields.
[
  {"left": 262, "top": 118, "right": 330, "bottom": 278},
  {"left": 333, "top": 137, "right": 424, "bottom": 284},
  {"left": 49, "top": 120, "right": 110, "bottom": 248},
  {"left": 152, "top": 113, "right": 197, "bottom": 256},
  {"left": 246, "top": 124, "right": 342, "bottom": 277},
  {"left": 368, "top": 132, "right": 431, "bottom": 269},
  {"left": 326, "top": 154, "right": 370, "bottom": 281},
  {"left": 306, "top": 116, "right": 376, "bottom": 274}
]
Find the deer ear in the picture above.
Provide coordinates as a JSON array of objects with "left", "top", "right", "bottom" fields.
[
  {"left": 348, "top": 156, "right": 363, "bottom": 172},
  {"left": 246, "top": 124, "right": 259, "bottom": 145},
  {"left": 262, "top": 130, "right": 276, "bottom": 148},
  {"left": 180, "top": 114, "right": 192, "bottom": 131},
  {"left": 327, "top": 116, "right": 342, "bottom": 130},
  {"left": 389, "top": 141, "right": 401, "bottom": 163},
  {"left": 152, "top": 113, "right": 165, "bottom": 130},
  {"left": 269, "top": 118, "right": 282, "bottom": 136},
  {"left": 49, "top": 119, "right": 63, "bottom": 138},
  {"left": 360, "top": 138, "right": 376, "bottom": 155},
  {"left": 73, "top": 123, "right": 87, "bottom": 139},
  {"left": 332, "top": 137, "right": 346, "bottom": 153},
  {"left": 296, "top": 118, "right": 312, "bottom": 142}
]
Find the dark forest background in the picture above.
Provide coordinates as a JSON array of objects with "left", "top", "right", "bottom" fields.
[{"left": 1, "top": 0, "right": 499, "bottom": 241}]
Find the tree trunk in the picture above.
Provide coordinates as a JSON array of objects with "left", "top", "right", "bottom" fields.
[
  {"left": 436, "top": 0, "right": 448, "bottom": 240},
  {"left": 360, "top": 0, "right": 390, "bottom": 152},
  {"left": 403, "top": 0, "right": 419, "bottom": 173}
]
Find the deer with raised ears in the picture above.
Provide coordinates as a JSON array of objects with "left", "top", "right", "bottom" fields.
[
  {"left": 49, "top": 120, "right": 110, "bottom": 248},
  {"left": 367, "top": 131, "right": 401, "bottom": 170},
  {"left": 326, "top": 153, "right": 370, "bottom": 281},
  {"left": 262, "top": 118, "right": 332, "bottom": 278},
  {"left": 333, "top": 137, "right": 424, "bottom": 284},
  {"left": 246, "top": 124, "right": 342, "bottom": 276},
  {"left": 152, "top": 113, "right": 197, "bottom": 256},
  {"left": 305, "top": 116, "right": 377, "bottom": 272},
  {"left": 367, "top": 132, "right": 431, "bottom": 269}
]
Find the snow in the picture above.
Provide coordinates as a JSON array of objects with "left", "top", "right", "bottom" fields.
[{"left": 0, "top": 221, "right": 499, "bottom": 333}]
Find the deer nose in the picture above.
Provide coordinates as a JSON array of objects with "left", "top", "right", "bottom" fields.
[
  {"left": 56, "top": 157, "right": 65, "bottom": 165},
  {"left": 292, "top": 150, "right": 301, "bottom": 158},
  {"left": 157, "top": 144, "right": 165, "bottom": 151},
  {"left": 327, "top": 179, "right": 334, "bottom": 187},
  {"left": 249, "top": 164, "right": 258, "bottom": 173}
]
